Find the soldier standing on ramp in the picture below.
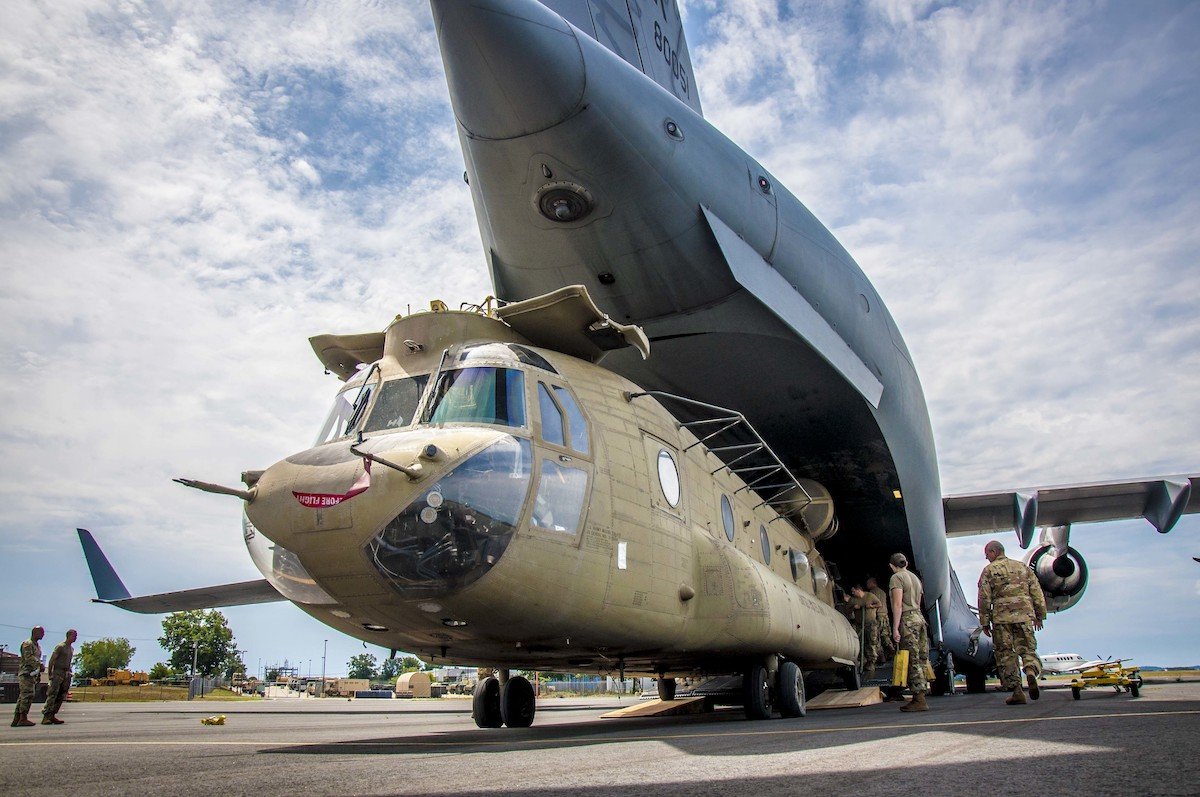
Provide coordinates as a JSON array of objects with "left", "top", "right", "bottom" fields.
[
  {"left": 849, "top": 586, "right": 884, "bottom": 668},
  {"left": 866, "top": 576, "right": 895, "bottom": 663},
  {"left": 978, "top": 540, "right": 1047, "bottom": 705},
  {"left": 889, "top": 553, "right": 930, "bottom": 712},
  {"left": 41, "top": 629, "right": 77, "bottom": 725},
  {"left": 11, "top": 626, "right": 44, "bottom": 727}
]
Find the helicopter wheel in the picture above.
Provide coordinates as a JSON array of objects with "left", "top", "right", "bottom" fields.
[
  {"left": 1071, "top": 686, "right": 1082, "bottom": 700},
  {"left": 472, "top": 677, "right": 502, "bottom": 728},
  {"left": 776, "top": 661, "right": 806, "bottom": 718},
  {"left": 500, "top": 675, "right": 536, "bottom": 727},
  {"left": 742, "top": 664, "right": 773, "bottom": 720}
]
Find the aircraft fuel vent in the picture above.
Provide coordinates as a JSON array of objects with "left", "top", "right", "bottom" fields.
[{"left": 626, "top": 390, "right": 828, "bottom": 532}]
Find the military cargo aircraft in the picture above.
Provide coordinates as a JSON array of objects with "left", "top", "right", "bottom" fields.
[
  {"left": 81, "top": 0, "right": 1198, "bottom": 724},
  {"left": 423, "top": 0, "right": 1198, "bottom": 684}
]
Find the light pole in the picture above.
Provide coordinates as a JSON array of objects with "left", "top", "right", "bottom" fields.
[{"left": 320, "top": 640, "right": 327, "bottom": 699}]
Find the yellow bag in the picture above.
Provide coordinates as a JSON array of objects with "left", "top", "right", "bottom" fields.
[
  {"left": 925, "top": 662, "right": 935, "bottom": 681},
  {"left": 892, "top": 649, "right": 909, "bottom": 686}
]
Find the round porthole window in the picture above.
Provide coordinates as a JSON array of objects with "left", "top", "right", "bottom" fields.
[
  {"left": 721, "top": 495, "right": 735, "bottom": 541},
  {"left": 759, "top": 525, "right": 771, "bottom": 564},
  {"left": 657, "top": 449, "right": 680, "bottom": 507}
]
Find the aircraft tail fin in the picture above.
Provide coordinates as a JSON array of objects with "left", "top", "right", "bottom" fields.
[
  {"left": 77, "top": 528, "right": 132, "bottom": 602},
  {"left": 543, "top": 0, "right": 702, "bottom": 115}
]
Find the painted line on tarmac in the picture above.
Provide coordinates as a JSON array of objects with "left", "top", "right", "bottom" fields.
[{"left": 1, "top": 708, "right": 1197, "bottom": 748}]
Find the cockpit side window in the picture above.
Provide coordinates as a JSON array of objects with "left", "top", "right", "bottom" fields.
[
  {"left": 531, "top": 458, "right": 588, "bottom": 535},
  {"left": 426, "top": 367, "right": 526, "bottom": 428},
  {"left": 553, "top": 385, "right": 590, "bottom": 455},
  {"left": 362, "top": 375, "right": 429, "bottom": 433},
  {"left": 538, "top": 383, "right": 566, "bottom": 447},
  {"left": 314, "top": 368, "right": 375, "bottom": 445}
]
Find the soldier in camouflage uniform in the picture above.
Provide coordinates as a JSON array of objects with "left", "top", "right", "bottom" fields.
[
  {"left": 41, "top": 629, "right": 76, "bottom": 725},
  {"left": 978, "top": 540, "right": 1047, "bottom": 705},
  {"left": 11, "top": 626, "right": 44, "bottom": 728},
  {"left": 866, "top": 576, "right": 895, "bottom": 662},
  {"left": 849, "top": 586, "right": 884, "bottom": 668},
  {"left": 888, "top": 553, "right": 929, "bottom": 712}
]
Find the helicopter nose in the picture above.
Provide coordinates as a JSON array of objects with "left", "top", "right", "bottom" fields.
[{"left": 430, "top": 0, "right": 586, "bottom": 139}]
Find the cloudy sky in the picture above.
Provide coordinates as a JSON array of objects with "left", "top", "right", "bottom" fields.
[{"left": 2, "top": 0, "right": 1197, "bottom": 676}]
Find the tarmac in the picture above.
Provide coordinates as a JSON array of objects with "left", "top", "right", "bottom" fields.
[{"left": 1, "top": 681, "right": 1197, "bottom": 796}]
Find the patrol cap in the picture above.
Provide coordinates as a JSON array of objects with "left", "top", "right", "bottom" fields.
[{"left": 889, "top": 553, "right": 908, "bottom": 568}]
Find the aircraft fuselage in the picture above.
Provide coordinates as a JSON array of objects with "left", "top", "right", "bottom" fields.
[{"left": 244, "top": 305, "right": 860, "bottom": 678}]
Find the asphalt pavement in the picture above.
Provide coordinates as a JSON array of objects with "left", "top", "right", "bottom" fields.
[{"left": 1, "top": 682, "right": 1197, "bottom": 796}]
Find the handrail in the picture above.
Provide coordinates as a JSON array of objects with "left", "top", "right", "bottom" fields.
[{"left": 624, "top": 390, "right": 813, "bottom": 516}]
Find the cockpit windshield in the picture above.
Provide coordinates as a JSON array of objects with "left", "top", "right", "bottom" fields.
[
  {"left": 315, "top": 371, "right": 431, "bottom": 445},
  {"left": 363, "top": 375, "right": 429, "bottom": 433},
  {"left": 425, "top": 367, "right": 526, "bottom": 428}
]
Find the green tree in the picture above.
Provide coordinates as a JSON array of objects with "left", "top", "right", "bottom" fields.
[
  {"left": 265, "top": 667, "right": 282, "bottom": 682},
  {"left": 158, "top": 610, "right": 237, "bottom": 677},
  {"left": 220, "top": 649, "right": 246, "bottom": 679},
  {"left": 148, "top": 662, "right": 176, "bottom": 681},
  {"left": 399, "top": 655, "right": 422, "bottom": 673},
  {"left": 347, "top": 653, "right": 378, "bottom": 679},
  {"left": 73, "top": 637, "right": 135, "bottom": 681},
  {"left": 380, "top": 657, "right": 402, "bottom": 681}
]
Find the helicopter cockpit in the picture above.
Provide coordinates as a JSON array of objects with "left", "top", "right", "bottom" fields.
[{"left": 304, "top": 340, "right": 592, "bottom": 599}]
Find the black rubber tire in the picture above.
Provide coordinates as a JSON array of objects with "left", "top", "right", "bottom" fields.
[
  {"left": 657, "top": 677, "right": 676, "bottom": 701},
  {"left": 777, "top": 661, "right": 806, "bottom": 718},
  {"left": 964, "top": 665, "right": 987, "bottom": 694},
  {"left": 1129, "top": 682, "right": 1139, "bottom": 698},
  {"left": 472, "top": 676, "right": 502, "bottom": 728},
  {"left": 743, "top": 664, "right": 773, "bottom": 720},
  {"left": 500, "top": 675, "right": 536, "bottom": 728},
  {"left": 1071, "top": 686, "right": 1082, "bottom": 700}
]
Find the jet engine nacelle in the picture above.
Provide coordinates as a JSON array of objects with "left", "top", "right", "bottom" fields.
[{"left": 1027, "top": 544, "right": 1088, "bottom": 613}]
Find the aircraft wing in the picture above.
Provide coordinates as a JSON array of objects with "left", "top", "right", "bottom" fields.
[
  {"left": 77, "top": 528, "right": 286, "bottom": 614},
  {"left": 943, "top": 475, "right": 1199, "bottom": 548}
]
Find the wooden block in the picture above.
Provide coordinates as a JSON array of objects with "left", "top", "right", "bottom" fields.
[
  {"left": 806, "top": 687, "right": 884, "bottom": 710},
  {"left": 601, "top": 696, "right": 710, "bottom": 718}
]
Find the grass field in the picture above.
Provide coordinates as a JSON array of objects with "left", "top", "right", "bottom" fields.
[{"left": 68, "top": 685, "right": 261, "bottom": 703}]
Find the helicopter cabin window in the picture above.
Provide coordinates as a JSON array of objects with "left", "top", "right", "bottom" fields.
[
  {"left": 553, "top": 385, "right": 590, "bottom": 454},
  {"left": 531, "top": 459, "right": 588, "bottom": 534},
  {"left": 426, "top": 367, "right": 526, "bottom": 428},
  {"left": 538, "top": 383, "right": 565, "bottom": 447},
  {"left": 657, "top": 449, "right": 681, "bottom": 507},
  {"left": 720, "top": 495, "right": 735, "bottom": 541},
  {"left": 362, "top": 375, "right": 429, "bottom": 433},
  {"left": 759, "top": 524, "right": 771, "bottom": 564}
]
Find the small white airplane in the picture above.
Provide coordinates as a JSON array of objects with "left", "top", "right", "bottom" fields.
[
  {"left": 1041, "top": 653, "right": 1128, "bottom": 675},
  {"left": 1040, "top": 653, "right": 1088, "bottom": 674}
]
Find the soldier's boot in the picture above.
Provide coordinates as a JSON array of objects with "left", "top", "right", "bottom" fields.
[
  {"left": 1006, "top": 685, "right": 1027, "bottom": 705},
  {"left": 899, "top": 692, "right": 928, "bottom": 712},
  {"left": 15, "top": 712, "right": 35, "bottom": 727},
  {"left": 40, "top": 715, "right": 54, "bottom": 725},
  {"left": 1025, "top": 667, "right": 1040, "bottom": 700},
  {"left": 9, "top": 709, "right": 18, "bottom": 727}
]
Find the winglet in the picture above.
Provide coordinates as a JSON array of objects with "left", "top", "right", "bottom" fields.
[{"left": 76, "top": 528, "right": 132, "bottom": 602}]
